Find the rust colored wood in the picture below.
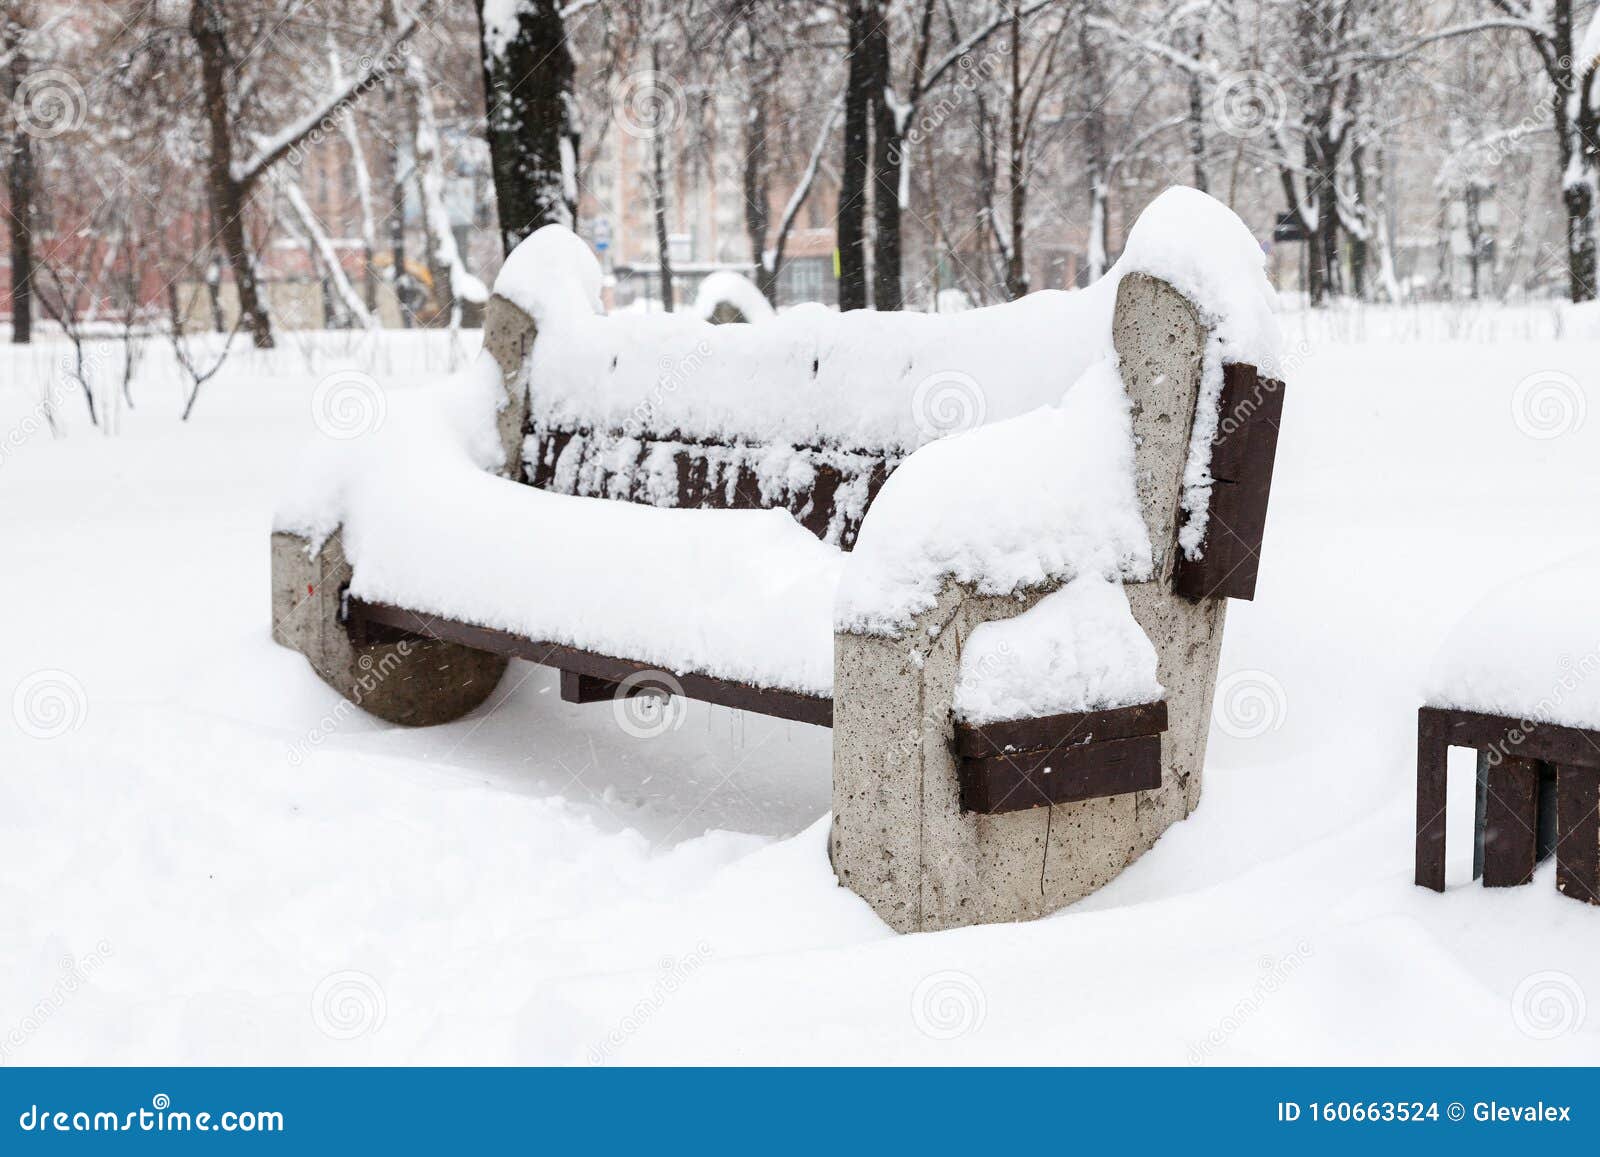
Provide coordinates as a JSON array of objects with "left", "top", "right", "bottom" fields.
[
  {"left": 346, "top": 598, "right": 833, "bottom": 727},
  {"left": 1557, "top": 766, "right": 1600, "bottom": 905},
  {"left": 953, "top": 701, "right": 1167, "bottom": 759},
  {"left": 1174, "top": 363, "right": 1285, "bottom": 602},
  {"left": 958, "top": 734, "right": 1161, "bottom": 814},
  {"left": 1415, "top": 707, "right": 1448, "bottom": 892},
  {"left": 1419, "top": 706, "right": 1600, "bottom": 770},
  {"left": 524, "top": 427, "right": 898, "bottom": 550},
  {"left": 1481, "top": 755, "right": 1541, "bottom": 887}
]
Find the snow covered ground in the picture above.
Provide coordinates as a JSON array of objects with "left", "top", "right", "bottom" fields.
[{"left": 3, "top": 308, "right": 1600, "bottom": 1064}]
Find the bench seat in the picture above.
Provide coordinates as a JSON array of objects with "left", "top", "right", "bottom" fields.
[{"left": 341, "top": 457, "right": 846, "bottom": 697}]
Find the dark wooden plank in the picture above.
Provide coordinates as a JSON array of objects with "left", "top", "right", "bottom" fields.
[
  {"left": 1556, "top": 765, "right": 1600, "bottom": 905},
  {"left": 347, "top": 598, "right": 833, "bottom": 727},
  {"left": 1173, "top": 364, "right": 1285, "bottom": 602},
  {"left": 1426, "top": 706, "right": 1600, "bottom": 770},
  {"left": 1415, "top": 707, "right": 1449, "bottom": 892},
  {"left": 958, "top": 735, "right": 1161, "bottom": 815},
  {"left": 953, "top": 700, "right": 1167, "bottom": 758},
  {"left": 523, "top": 427, "right": 901, "bottom": 551},
  {"left": 560, "top": 669, "right": 626, "bottom": 704},
  {"left": 1481, "top": 755, "right": 1540, "bottom": 887}
]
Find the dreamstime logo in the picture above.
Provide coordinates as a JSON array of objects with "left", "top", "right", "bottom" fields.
[
  {"left": 910, "top": 970, "right": 987, "bottom": 1041},
  {"left": 12, "top": 670, "right": 88, "bottom": 740},
  {"left": 15, "top": 69, "right": 87, "bottom": 138},
  {"left": 614, "top": 70, "right": 685, "bottom": 139},
  {"left": 1511, "top": 370, "right": 1586, "bottom": 440},
  {"left": 1511, "top": 971, "right": 1586, "bottom": 1040},
  {"left": 611, "top": 670, "right": 687, "bottom": 739},
  {"left": 0, "top": 941, "right": 113, "bottom": 1064},
  {"left": 310, "top": 970, "right": 387, "bottom": 1040},
  {"left": 1212, "top": 669, "right": 1287, "bottom": 740},
  {"left": 911, "top": 370, "right": 986, "bottom": 439},
  {"left": 311, "top": 370, "right": 387, "bottom": 440},
  {"left": 1211, "top": 71, "right": 1286, "bottom": 140}
]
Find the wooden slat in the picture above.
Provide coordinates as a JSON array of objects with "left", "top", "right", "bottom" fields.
[
  {"left": 1174, "top": 363, "right": 1285, "bottom": 602},
  {"left": 1415, "top": 707, "right": 1449, "bottom": 892},
  {"left": 347, "top": 599, "right": 834, "bottom": 727},
  {"left": 1557, "top": 766, "right": 1600, "bottom": 905},
  {"left": 958, "top": 735, "right": 1161, "bottom": 815},
  {"left": 952, "top": 701, "right": 1167, "bottom": 759},
  {"left": 1481, "top": 755, "right": 1540, "bottom": 887},
  {"left": 1420, "top": 706, "right": 1600, "bottom": 770}
]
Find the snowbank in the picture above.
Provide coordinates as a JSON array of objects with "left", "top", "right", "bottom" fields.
[
  {"left": 953, "top": 574, "right": 1161, "bottom": 725},
  {"left": 834, "top": 358, "right": 1150, "bottom": 636},
  {"left": 692, "top": 271, "right": 776, "bottom": 323},
  {"left": 1424, "top": 551, "right": 1600, "bottom": 731}
]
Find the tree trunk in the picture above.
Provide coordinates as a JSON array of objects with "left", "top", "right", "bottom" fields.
[
  {"left": 867, "top": 4, "right": 901, "bottom": 310},
  {"left": 1004, "top": 3, "right": 1027, "bottom": 298},
  {"left": 475, "top": 0, "right": 576, "bottom": 253},
  {"left": 1186, "top": 30, "right": 1208, "bottom": 193},
  {"left": 5, "top": 21, "right": 33, "bottom": 345},
  {"left": 838, "top": 0, "right": 872, "bottom": 311},
  {"left": 1350, "top": 137, "right": 1369, "bottom": 301},
  {"left": 650, "top": 43, "right": 674, "bottom": 312},
  {"left": 1082, "top": 24, "right": 1108, "bottom": 283},
  {"left": 743, "top": 92, "right": 775, "bottom": 303},
  {"left": 190, "top": 0, "right": 274, "bottom": 349}
]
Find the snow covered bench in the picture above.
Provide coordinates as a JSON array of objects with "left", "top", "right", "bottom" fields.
[
  {"left": 1416, "top": 557, "right": 1600, "bottom": 904},
  {"left": 270, "top": 187, "right": 1285, "bottom": 933}
]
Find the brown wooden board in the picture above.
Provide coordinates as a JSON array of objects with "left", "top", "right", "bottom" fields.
[
  {"left": 524, "top": 427, "right": 898, "bottom": 550},
  {"left": 1417, "top": 705, "right": 1600, "bottom": 905},
  {"left": 953, "top": 701, "right": 1167, "bottom": 759},
  {"left": 1174, "top": 363, "right": 1285, "bottom": 602},
  {"left": 1557, "top": 766, "right": 1600, "bottom": 905},
  {"left": 1481, "top": 755, "right": 1541, "bottom": 887},
  {"left": 347, "top": 598, "right": 834, "bottom": 727},
  {"left": 1415, "top": 707, "right": 1449, "bottom": 892},
  {"left": 957, "top": 734, "right": 1161, "bottom": 815},
  {"left": 1418, "top": 706, "right": 1600, "bottom": 770}
]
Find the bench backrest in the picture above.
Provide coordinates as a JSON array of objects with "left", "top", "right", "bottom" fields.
[{"left": 504, "top": 286, "right": 1117, "bottom": 549}]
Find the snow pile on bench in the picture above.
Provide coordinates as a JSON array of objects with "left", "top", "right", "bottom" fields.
[
  {"left": 1423, "top": 552, "right": 1600, "bottom": 732},
  {"left": 500, "top": 187, "right": 1276, "bottom": 472},
  {"left": 834, "top": 357, "right": 1149, "bottom": 635},
  {"left": 277, "top": 356, "right": 845, "bottom": 694},
  {"left": 953, "top": 574, "right": 1161, "bottom": 725}
]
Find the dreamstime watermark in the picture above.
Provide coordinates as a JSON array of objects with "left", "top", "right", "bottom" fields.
[
  {"left": 611, "top": 670, "right": 688, "bottom": 739},
  {"left": 1187, "top": 940, "right": 1313, "bottom": 1063},
  {"left": 312, "top": 369, "right": 387, "bottom": 439},
  {"left": 12, "top": 669, "right": 88, "bottom": 740},
  {"left": 0, "top": 941, "right": 114, "bottom": 1064},
  {"left": 1214, "top": 337, "right": 1310, "bottom": 442},
  {"left": 1212, "top": 668, "right": 1287, "bottom": 740},
  {"left": 15, "top": 68, "right": 86, "bottom": 138},
  {"left": 1478, "top": 644, "right": 1600, "bottom": 772},
  {"left": 1210, "top": 70, "right": 1286, "bottom": 140},
  {"left": 910, "top": 970, "right": 987, "bottom": 1041},
  {"left": 588, "top": 942, "right": 714, "bottom": 1063},
  {"left": 890, "top": 41, "right": 1009, "bottom": 164},
  {"left": 1511, "top": 970, "right": 1586, "bottom": 1040},
  {"left": 619, "top": 341, "right": 713, "bottom": 440},
  {"left": 911, "top": 370, "right": 986, "bottom": 439},
  {"left": 1510, "top": 369, "right": 1586, "bottom": 440},
  {"left": 311, "top": 970, "right": 387, "bottom": 1040},
  {"left": 284, "top": 42, "right": 414, "bottom": 169},
  {"left": 614, "top": 69, "right": 685, "bottom": 139},
  {"left": 287, "top": 643, "right": 413, "bottom": 765}
]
